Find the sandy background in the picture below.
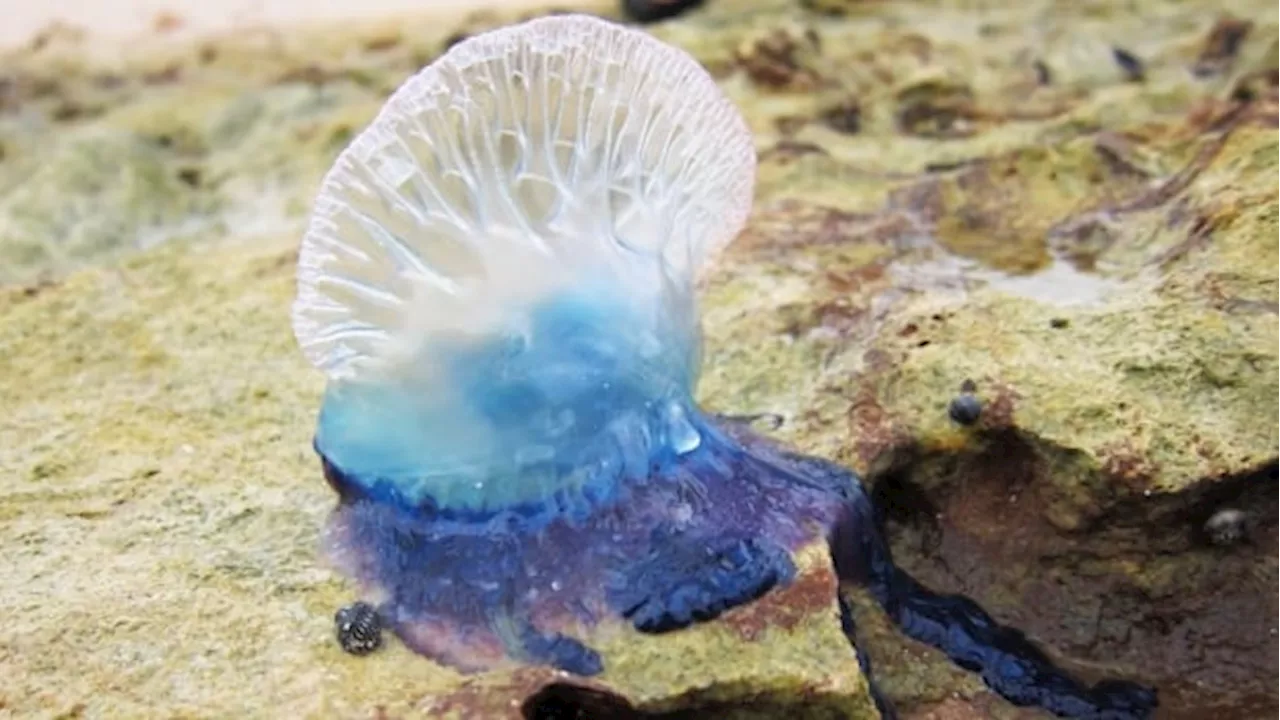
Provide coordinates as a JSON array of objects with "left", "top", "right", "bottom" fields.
[{"left": 0, "top": 0, "right": 550, "bottom": 48}]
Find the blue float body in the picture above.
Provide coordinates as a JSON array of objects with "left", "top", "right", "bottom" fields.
[{"left": 315, "top": 288, "right": 702, "bottom": 525}]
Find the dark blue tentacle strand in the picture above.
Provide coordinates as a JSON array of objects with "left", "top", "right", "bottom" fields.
[
  {"left": 827, "top": 466, "right": 1157, "bottom": 720},
  {"left": 875, "top": 568, "right": 1157, "bottom": 719}
]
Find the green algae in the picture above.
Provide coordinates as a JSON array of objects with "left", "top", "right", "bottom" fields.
[{"left": 0, "top": 128, "right": 220, "bottom": 282}]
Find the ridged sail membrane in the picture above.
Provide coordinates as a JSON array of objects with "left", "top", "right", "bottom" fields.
[{"left": 293, "top": 15, "right": 756, "bottom": 514}]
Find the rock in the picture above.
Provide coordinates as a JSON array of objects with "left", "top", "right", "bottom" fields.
[
  {"left": 1, "top": 0, "right": 1276, "bottom": 717},
  {"left": 733, "top": 23, "right": 827, "bottom": 92},
  {"left": 0, "top": 128, "right": 220, "bottom": 283},
  {"left": 422, "top": 542, "right": 876, "bottom": 719},
  {"left": 622, "top": 0, "right": 706, "bottom": 24},
  {"left": 818, "top": 97, "right": 862, "bottom": 135},
  {"left": 797, "top": 0, "right": 868, "bottom": 17},
  {"left": 1192, "top": 15, "right": 1254, "bottom": 77},
  {"left": 893, "top": 72, "right": 981, "bottom": 139},
  {"left": 947, "top": 393, "right": 982, "bottom": 426}
]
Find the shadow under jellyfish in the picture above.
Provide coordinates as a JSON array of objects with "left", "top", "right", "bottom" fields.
[{"left": 290, "top": 14, "right": 1157, "bottom": 719}]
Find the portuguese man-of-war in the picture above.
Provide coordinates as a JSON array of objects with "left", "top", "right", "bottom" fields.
[{"left": 291, "top": 14, "right": 1157, "bottom": 718}]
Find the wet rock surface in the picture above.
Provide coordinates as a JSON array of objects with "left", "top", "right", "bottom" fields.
[
  {"left": 421, "top": 542, "right": 877, "bottom": 720},
  {"left": 1, "top": 0, "right": 1276, "bottom": 718}
]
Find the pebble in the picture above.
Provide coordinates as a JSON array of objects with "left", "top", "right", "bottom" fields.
[
  {"left": 949, "top": 380, "right": 983, "bottom": 425},
  {"left": 1111, "top": 46, "right": 1146, "bottom": 82},
  {"left": 622, "top": 0, "right": 705, "bottom": 23},
  {"left": 948, "top": 394, "right": 983, "bottom": 425}
]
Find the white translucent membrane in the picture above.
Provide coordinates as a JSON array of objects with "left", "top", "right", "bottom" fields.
[
  {"left": 293, "top": 13, "right": 755, "bottom": 380},
  {"left": 292, "top": 14, "right": 757, "bottom": 511}
]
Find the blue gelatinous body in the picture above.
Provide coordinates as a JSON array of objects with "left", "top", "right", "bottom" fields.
[
  {"left": 317, "top": 285, "right": 701, "bottom": 522},
  {"left": 321, "top": 411, "right": 826, "bottom": 672}
]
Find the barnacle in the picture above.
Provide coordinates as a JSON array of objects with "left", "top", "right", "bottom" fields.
[
  {"left": 1204, "top": 507, "right": 1249, "bottom": 546},
  {"left": 335, "top": 601, "right": 384, "bottom": 656},
  {"left": 293, "top": 14, "right": 1158, "bottom": 717}
]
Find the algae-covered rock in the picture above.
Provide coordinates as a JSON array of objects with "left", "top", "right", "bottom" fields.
[
  {"left": 422, "top": 542, "right": 875, "bottom": 720},
  {"left": 1, "top": 0, "right": 1276, "bottom": 717},
  {"left": 0, "top": 128, "right": 220, "bottom": 282}
]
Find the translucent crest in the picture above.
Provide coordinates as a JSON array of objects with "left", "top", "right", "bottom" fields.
[{"left": 292, "top": 13, "right": 756, "bottom": 381}]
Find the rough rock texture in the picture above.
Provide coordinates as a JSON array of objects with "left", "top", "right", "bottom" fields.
[
  {"left": 1, "top": 0, "right": 1277, "bottom": 718},
  {"left": 421, "top": 543, "right": 875, "bottom": 720}
]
